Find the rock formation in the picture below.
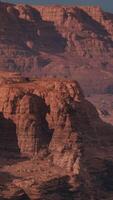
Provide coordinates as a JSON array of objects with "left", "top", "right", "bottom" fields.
[
  {"left": 0, "top": 1, "right": 113, "bottom": 77},
  {"left": 1, "top": 1, "right": 113, "bottom": 110},
  {"left": 0, "top": 2, "right": 113, "bottom": 200},
  {"left": 0, "top": 72, "right": 113, "bottom": 200}
]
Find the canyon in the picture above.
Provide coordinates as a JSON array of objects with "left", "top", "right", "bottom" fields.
[
  {"left": 1, "top": 1, "right": 113, "bottom": 121},
  {"left": 0, "top": 1, "right": 113, "bottom": 200},
  {"left": 0, "top": 72, "right": 113, "bottom": 199},
  {"left": 1, "top": 2, "right": 113, "bottom": 78}
]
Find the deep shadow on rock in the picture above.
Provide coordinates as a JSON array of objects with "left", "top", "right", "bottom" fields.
[
  {"left": 39, "top": 176, "right": 75, "bottom": 200},
  {"left": 16, "top": 94, "right": 53, "bottom": 156},
  {"left": 11, "top": 193, "right": 31, "bottom": 200},
  {"left": 0, "top": 112, "right": 20, "bottom": 154},
  {"left": 0, "top": 171, "right": 19, "bottom": 186},
  {"left": 38, "top": 176, "right": 90, "bottom": 200}
]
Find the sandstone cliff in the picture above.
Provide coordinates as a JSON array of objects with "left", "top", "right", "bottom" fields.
[
  {"left": 0, "top": 72, "right": 113, "bottom": 200},
  {"left": 1, "top": 2, "right": 113, "bottom": 78}
]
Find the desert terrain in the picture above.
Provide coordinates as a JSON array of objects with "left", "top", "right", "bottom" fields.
[{"left": 0, "top": 1, "right": 113, "bottom": 199}]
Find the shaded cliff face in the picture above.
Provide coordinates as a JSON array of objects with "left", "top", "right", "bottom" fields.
[
  {"left": 0, "top": 2, "right": 113, "bottom": 76},
  {"left": 34, "top": 5, "right": 113, "bottom": 55},
  {"left": 0, "top": 72, "right": 113, "bottom": 200}
]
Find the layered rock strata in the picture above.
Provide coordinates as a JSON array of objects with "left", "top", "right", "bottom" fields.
[
  {"left": 1, "top": 2, "right": 113, "bottom": 76},
  {"left": 0, "top": 73, "right": 113, "bottom": 200}
]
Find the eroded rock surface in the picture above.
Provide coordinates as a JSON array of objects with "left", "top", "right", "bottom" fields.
[
  {"left": 0, "top": 2, "right": 113, "bottom": 77},
  {"left": 0, "top": 73, "right": 113, "bottom": 200}
]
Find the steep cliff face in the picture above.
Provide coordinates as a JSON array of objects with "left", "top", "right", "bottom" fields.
[
  {"left": 81, "top": 6, "right": 113, "bottom": 39},
  {"left": 1, "top": 2, "right": 113, "bottom": 78},
  {"left": 34, "top": 5, "right": 113, "bottom": 56},
  {"left": 0, "top": 73, "right": 113, "bottom": 200}
]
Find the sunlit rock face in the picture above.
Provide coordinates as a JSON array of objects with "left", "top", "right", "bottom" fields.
[{"left": 0, "top": 72, "right": 84, "bottom": 159}]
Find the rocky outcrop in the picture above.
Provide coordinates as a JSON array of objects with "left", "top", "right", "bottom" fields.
[
  {"left": 34, "top": 5, "right": 113, "bottom": 55},
  {"left": 0, "top": 72, "right": 113, "bottom": 200},
  {"left": 81, "top": 6, "right": 113, "bottom": 39},
  {"left": 0, "top": 72, "right": 83, "bottom": 159}
]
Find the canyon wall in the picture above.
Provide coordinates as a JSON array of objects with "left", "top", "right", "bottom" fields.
[{"left": 0, "top": 2, "right": 113, "bottom": 76}]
